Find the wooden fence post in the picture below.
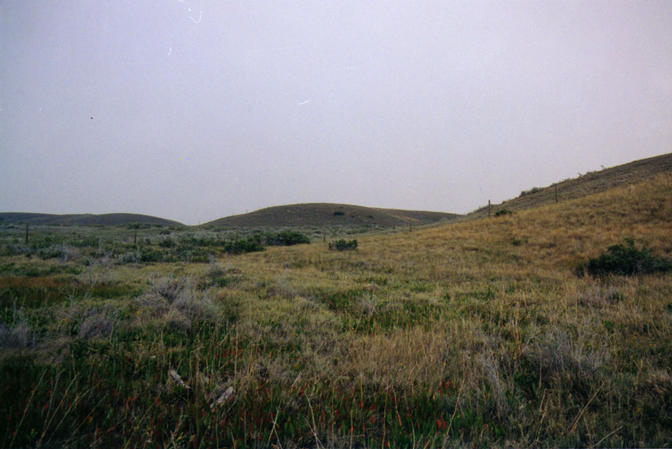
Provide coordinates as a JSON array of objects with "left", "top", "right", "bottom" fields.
[{"left": 555, "top": 185, "right": 558, "bottom": 203}]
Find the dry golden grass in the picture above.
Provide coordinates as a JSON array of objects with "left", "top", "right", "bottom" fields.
[
  {"left": 221, "top": 173, "right": 671, "bottom": 445},
  {"left": 469, "top": 151, "right": 672, "bottom": 218}
]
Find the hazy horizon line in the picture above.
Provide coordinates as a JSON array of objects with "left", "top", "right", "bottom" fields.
[{"left": 2, "top": 150, "right": 667, "bottom": 226}]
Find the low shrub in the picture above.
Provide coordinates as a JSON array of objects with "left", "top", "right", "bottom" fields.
[
  {"left": 71, "top": 236, "right": 99, "bottom": 248},
  {"left": 265, "top": 230, "right": 310, "bottom": 246},
  {"left": 158, "top": 237, "right": 176, "bottom": 248},
  {"left": 329, "top": 239, "right": 358, "bottom": 251},
  {"left": 494, "top": 209, "right": 513, "bottom": 217},
  {"left": 37, "top": 246, "right": 65, "bottom": 260},
  {"left": 520, "top": 187, "right": 542, "bottom": 197},
  {"left": 576, "top": 239, "right": 672, "bottom": 277},
  {"left": 223, "top": 237, "right": 265, "bottom": 254},
  {"left": 139, "top": 248, "right": 164, "bottom": 263}
]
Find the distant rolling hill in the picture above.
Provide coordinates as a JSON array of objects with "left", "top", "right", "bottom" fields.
[
  {"left": 0, "top": 213, "right": 183, "bottom": 227},
  {"left": 469, "top": 152, "right": 672, "bottom": 218},
  {"left": 204, "top": 203, "right": 460, "bottom": 229}
]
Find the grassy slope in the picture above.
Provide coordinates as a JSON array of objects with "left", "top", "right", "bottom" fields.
[
  {"left": 0, "top": 212, "right": 183, "bottom": 227},
  {"left": 1, "top": 173, "right": 671, "bottom": 447},
  {"left": 469, "top": 151, "right": 672, "bottom": 218},
  {"left": 203, "top": 203, "right": 460, "bottom": 228}
]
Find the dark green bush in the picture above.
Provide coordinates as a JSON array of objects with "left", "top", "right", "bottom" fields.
[
  {"left": 333, "top": 211, "right": 345, "bottom": 216},
  {"left": 139, "top": 248, "right": 164, "bottom": 263},
  {"left": 30, "top": 236, "right": 64, "bottom": 249},
  {"left": 223, "top": 237, "right": 265, "bottom": 254},
  {"left": 494, "top": 209, "right": 513, "bottom": 217},
  {"left": 179, "top": 235, "right": 216, "bottom": 247},
  {"left": 158, "top": 237, "right": 176, "bottom": 248},
  {"left": 577, "top": 239, "right": 672, "bottom": 277},
  {"left": 265, "top": 230, "right": 310, "bottom": 246},
  {"left": 520, "top": 187, "right": 542, "bottom": 197},
  {"left": 173, "top": 244, "right": 211, "bottom": 262},
  {"left": 329, "top": 239, "right": 358, "bottom": 251}
]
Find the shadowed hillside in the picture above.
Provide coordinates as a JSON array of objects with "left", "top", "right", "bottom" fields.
[
  {"left": 203, "top": 203, "right": 460, "bottom": 228},
  {"left": 469, "top": 152, "right": 672, "bottom": 218},
  {"left": 0, "top": 212, "right": 183, "bottom": 227}
]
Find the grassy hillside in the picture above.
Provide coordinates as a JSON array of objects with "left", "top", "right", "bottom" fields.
[
  {"left": 0, "top": 173, "right": 671, "bottom": 447},
  {"left": 470, "top": 151, "right": 672, "bottom": 218},
  {"left": 0, "top": 212, "right": 183, "bottom": 227},
  {"left": 204, "top": 203, "right": 459, "bottom": 229}
]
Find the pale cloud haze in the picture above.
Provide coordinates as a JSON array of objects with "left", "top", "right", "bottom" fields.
[{"left": 1, "top": 1, "right": 671, "bottom": 224}]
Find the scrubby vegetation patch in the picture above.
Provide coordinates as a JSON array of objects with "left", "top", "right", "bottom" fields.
[
  {"left": 261, "top": 230, "right": 311, "bottom": 246},
  {"left": 329, "top": 239, "right": 358, "bottom": 251},
  {"left": 577, "top": 238, "right": 672, "bottom": 277},
  {"left": 520, "top": 186, "right": 542, "bottom": 196}
]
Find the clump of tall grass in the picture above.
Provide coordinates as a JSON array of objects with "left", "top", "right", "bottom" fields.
[
  {"left": 522, "top": 328, "right": 608, "bottom": 387},
  {"left": 78, "top": 309, "right": 114, "bottom": 340},
  {"left": 162, "top": 308, "right": 192, "bottom": 332},
  {"left": 136, "top": 277, "right": 219, "bottom": 331},
  {"left": 173, "top": 287, "right": 217, "bottom": 323}
]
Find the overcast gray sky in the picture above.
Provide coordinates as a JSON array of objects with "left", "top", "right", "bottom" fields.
[{"left": 1, "top": 1, "right": 671, "bottom": 225}]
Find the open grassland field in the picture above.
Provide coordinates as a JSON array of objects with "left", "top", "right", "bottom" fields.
[{"left": 1, "top": 174, "right": 671, "bottom": 448}]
